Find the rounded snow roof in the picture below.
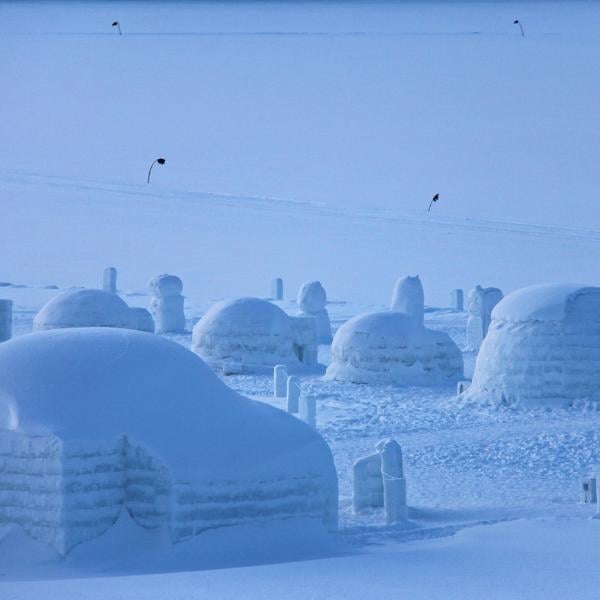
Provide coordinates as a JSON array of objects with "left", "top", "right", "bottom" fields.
[
  {"left": 492, "top": 283, "right": 600, "bottom": 323},
  {"left": 33, "top": 289, "right": 132, "bottom": 331},
  {"left": 0, "top": 328, "right": 331, "bottom": 481},
  {"left": 194, "top": 297, "right": 292, "bottom": 337},
  {"left": 336, "top": 311, "right": 419, "bottom": 342}
]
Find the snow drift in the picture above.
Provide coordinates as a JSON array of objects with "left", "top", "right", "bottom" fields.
[
  {"left": 0, "top": 328, "right": 338, "bottom": 555},
  {"left": 464, "top": 283, "right": 600, "bottom": 408}
]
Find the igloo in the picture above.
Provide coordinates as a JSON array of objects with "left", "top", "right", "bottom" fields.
[
  {"left": 326, "top": 310, "right": 463, "bottom": 385},
  {"left": 463, "top": 283, "right": 600, "bottom": 408},
  {"left": 297, "top": 281, "right": 332, "bottom": 344},
  {"left": 0, "top": 328, "right": 337, "bottom": 556},
  {"left": 33, "top": 289, "right": 133, "bottom": 331},
  {"left": 192, "top": 297, "right": 320, "bottom": 374}
]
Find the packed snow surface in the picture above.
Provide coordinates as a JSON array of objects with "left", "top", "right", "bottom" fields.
[
  {"left": 32, "top": 288, "right": 132, "bottom": 331},
  {"left": 466, "top": 283, "right": 600, "bottom": 408}
]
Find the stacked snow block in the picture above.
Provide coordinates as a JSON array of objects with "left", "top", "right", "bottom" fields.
[
  {"left": 149, "top": 274, "right": 186, "bottom": 334},
  {"left": 290, "top": 315, "right": 318, "bottom": 366},
  {"left": 297, "top": 281, "right": 332, "bottom": 344},
  {"left": 0, "top": 299, "right": 12, "bottom": 342},
  {"left": 352, "top": 439, "right": 407, "bottom": 524},
  {"left": 466, "top": 285, "right": 503, "bottom": 352},
  {"left": 103, "top": 267, "right": 117, "bottom": 294}
]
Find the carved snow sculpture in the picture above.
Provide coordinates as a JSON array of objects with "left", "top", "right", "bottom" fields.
[
  {"left": 103, "top": 267, "right": 117, "bottom": 293},
  {"left": 192, "top": 298, "right": 320, "bottom": 374},
  {"left": 287, "top": 375, "right": 300, "bottom": 413},
  {"left": 274, "top": 364, "right": 288, "bottom": 398},
  {"left": 391, "top": 275, "right": 424, "bottom": 326},
  {"left": 297, "top": 281, "right": 332, "bottom": 344},
  {"left": 129, "top": 307, "right": 155, "bottom": 333},
  {"left": 0, "top": 300, "right": 12, "bottom": 342},
  {"left": 466, "top": 285, "right": 503, "bottom": 352},
  {"left": 352, "top": 439, "right": 407, "bottom": 524},
  {"left": 149, "top": 274, "right": 186, "bottom": 334},
  {"left": 271, "top": 277, "right": 284, "bottom": 301},
  {"left": 326, "top": 311, "right": 463, "bottom": 385},
  {"left": 463, "top": 284, "right": 600, "bottom": 408},
  {"left": 450, "top": 289, "right": 464, "bottom": 311},
  {"left": 0, "top": 328, "right": 338, "bottom": 556},
  {"left": 33, "top": 289, "right": 132, "bottom": 331}
]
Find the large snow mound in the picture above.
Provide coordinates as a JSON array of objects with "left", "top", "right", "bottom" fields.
[
  {"left": 192, "top": 297, "right": 320, "bottom": 373},
  {"left": 465, "top": 283, "right": 600, "bottom": 408},
  {"left": 0, "top": 328, "right": 337, "bottom": 554},
  {"left": 33, "top": 288, "right": 132, "bottom": 331},
  {"left": 325, "top": 311, "right": 463, "bottom": 385}
]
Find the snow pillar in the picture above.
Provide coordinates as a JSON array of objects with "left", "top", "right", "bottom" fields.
[
  {"left": 103, "top": 267, "right": 117, "bottom": 293},
  {"left": 466, "top": 286, "right": 503, "bottom": 352},
  {"left": 391, "top": 276, "right": 424, "bottom": 326},
  {"left": 273, "top": 365, "right": 288, "bottom": 398},
  {"left": 376, "top": 439, "right": 407, "bottom": 524},
  {"left": 297, "top": 281, "right": 332, "bottom": 344},
  {"left": 582, "top": 478, "right": 597, "bottom": 503},
  {"left": 286, "top": 375, "right": 300, "bottom": 413},
  {"left": 148, "top": 274, "right": 186, "bottom": 334},
  {"left": 271, "top": 278, "right": 284, "bottom": 301},
  {"left": 0, "top": 300, "right": 12, "bottom": 342},
  {"left": 300, "top": 394, "right": 316, "bottom": 428},
  {"left": 352, "top": 453, "right": 383, "bottom": 513},
  {"left": 450, "top": 289, "right": 464, "bottom": 311}
]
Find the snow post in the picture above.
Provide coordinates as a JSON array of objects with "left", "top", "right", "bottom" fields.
[
  {"left": 352, "top": 453, "right": 383, "bottom": 513},
  {"left": 376, "top": 438, "right": 407, "bottom": 524},
  {"left": 450, "top": 288, "right": 464, "bottom": 311},
  {"left": 286, "top": 375, "right": 300, "bottom": 413},
  {"left": 300, "top": 394, "right": 316, "bottom": 428},
  {"left": 0, "top": 300, "right": 13, "bottom": 342},
  {"left": 271, "top": 277, "right": 284, "bottom": 301},
  {"left": 273, "top": 364, "right": 288, "bottom": 398},
  {"left": 391, "top": 276, "right": 424, "bottom": 326},
  {"left": 103, "top": 267, "right": 117, "bottom": 294}
]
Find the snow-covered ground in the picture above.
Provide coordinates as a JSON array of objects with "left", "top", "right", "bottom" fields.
[{"left": 2, "top": 0, "right": 600, "bottom": 597}]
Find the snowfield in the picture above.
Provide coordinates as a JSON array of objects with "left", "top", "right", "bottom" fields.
[{"left": 2, "top": 0, "right": 600, "bottom": 597}]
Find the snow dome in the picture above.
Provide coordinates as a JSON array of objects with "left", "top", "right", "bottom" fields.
[
  {"left": 33, "top": 288, "right": 133, "bottom": 331},
  {"left": 192, "top": 297, "right": 320, "bottom": 373},
  {"left": 463, "top": 283, "right": 600, "bottom": 408},
  {"left": 326, "top": 311, "right": 463, "bottom": 385},
  {"left": 0, "top": 328, "right": 337, "bottom": 555}
]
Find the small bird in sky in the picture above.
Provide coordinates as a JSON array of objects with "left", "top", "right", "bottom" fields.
[
  {"left": 428, "top": 193, "right": 439, "bottom": 212},
  {"left": 112, "top": 21, "right": 122, "bottom": 35},
  {"left": 513, "top": 19, "right": 524, "bottom": 37}
]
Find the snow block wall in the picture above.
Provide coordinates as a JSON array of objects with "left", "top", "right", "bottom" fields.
[
  {"left": 192, "top": 298, "right": 320, "bottom": 373},
  {"left": 297, "top": 281, "right": 332, "bottom": 344},
  {"left": 0, "top": 329, "right": 337, "bottom": 555},
  {"left": 464, "top": 284, "right": 600, "bottom": 408}
]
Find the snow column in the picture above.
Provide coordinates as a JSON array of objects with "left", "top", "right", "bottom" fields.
[
  {"left": 286, "top": 375, "right": 300, "bottom": 413},
  {"left": 149, "top": 274, "right": 186, "bottom": 334},
  {"left": 271, "top": 278, "right": 284, "bottom": 301},
  {"left": 466, "top": 286, "right": 503, "bottom": 352},
  {"left": 376, "top": 438, "right": 407, "bottom": 524},
  {"left": 0, "top": 300, "right": 12, "bottom": 342},
  {"left": 391, "top": 276, "right": 424, "bottom": 326},
  {"left": 300, "top": 395, "right": 316, "bottom": 428},
  {"left": 297, "top": 281, "right": 332, "bottom": 344},
  {"left": 352, "top": 453, "right": 383, "bottom": 513},
  {"left": 451, "top": 289, "right": 464, "bottom": 311},
  {"left": 274, "top": 365, "right": 288, "bottom": 398},
  {"left": 103, "top": 267, "right": 117, "bottom": 293}
]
